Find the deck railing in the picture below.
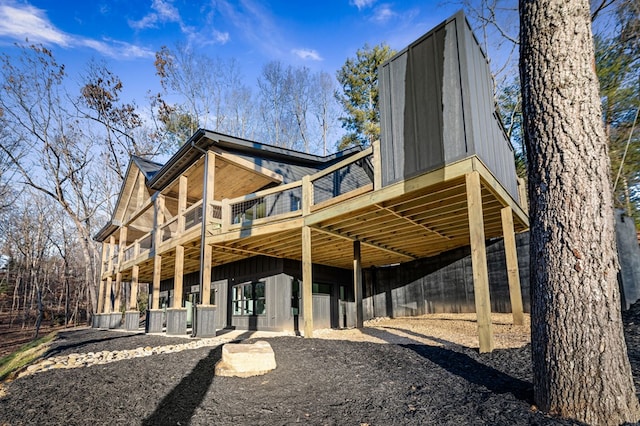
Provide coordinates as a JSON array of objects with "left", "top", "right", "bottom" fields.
[
  {"left": 184, "top": 200, "right": 203, "bottom": 231},
  {"left": 105, "top": 143, "right": 380, "bottom": 276},
  {"left": 227, "top": 181, "right": 303, "bottom": 227},
  {"left": 222, "top": 145, "right": 377, "bottom": 228}
]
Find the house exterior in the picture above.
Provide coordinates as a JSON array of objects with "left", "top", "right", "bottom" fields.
[{"left": 93, "top": 12, "right": 529, "bottom": 353}]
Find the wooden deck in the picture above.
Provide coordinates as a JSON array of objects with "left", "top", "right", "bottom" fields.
[{"left": 102, "top": 146, "right": 527, "bottom": 281}]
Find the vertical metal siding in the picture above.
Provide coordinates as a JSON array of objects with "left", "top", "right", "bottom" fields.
[{"left": 379, "top": 11, "right": 520, "bottom": 202}]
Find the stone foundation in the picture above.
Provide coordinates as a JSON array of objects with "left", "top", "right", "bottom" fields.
[
  {"left": 166, "top": 308, "right": 187, "bottom": 335},
  {"left": 146, "top": 309, "right": 164, "bottom": 333}
]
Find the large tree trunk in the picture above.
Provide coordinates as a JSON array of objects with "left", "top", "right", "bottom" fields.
[{"left": 520, "top": 0, "right": 640, "bottom": 424}]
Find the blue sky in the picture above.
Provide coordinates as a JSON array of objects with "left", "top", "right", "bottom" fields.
[{"left": 0, "top": 0, "right": 461, "bottom": 105}]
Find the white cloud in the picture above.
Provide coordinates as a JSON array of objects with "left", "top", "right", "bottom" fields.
[
  {"left": 372, "top": 4, "right": 396, "bottom": 23},
  {"left": 213, "top": 30, "right": 230, "bottom": 44},
  {"left": 292, "top": 48, "right": 322, "bottom": 61},
  {"left": 81, "top": 38, "right": 155, "bottom": 59},
  {"left": 0, "top": 2, "right": 153, "bottom": 59},
  {"left": 0, "top": 3, "right": 70, "bottom": 45},
  {"left": 351, "top": 0, "right": 376, "bottom": 10},
  {"left": 129, "top": 0, "right": 182, "bottom": 30}
]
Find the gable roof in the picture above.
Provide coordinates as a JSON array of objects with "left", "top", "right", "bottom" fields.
[
  {"left": 132, "top": 156, "right": 163, "bottom": 181},
  {"left": 148, "top": 129, "right": 362, "bottom": 191},
  {"left": 94, "top": 129, "right": 364, "bottom": 242}
]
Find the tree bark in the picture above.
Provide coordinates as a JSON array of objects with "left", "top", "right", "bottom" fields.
[{"left": 520, "top": 0, "right": 640, "bottom": 424}]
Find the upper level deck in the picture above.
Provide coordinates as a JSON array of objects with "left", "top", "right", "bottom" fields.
[{"left": 99, "top": 139, "right": 528, "bottom": 283}]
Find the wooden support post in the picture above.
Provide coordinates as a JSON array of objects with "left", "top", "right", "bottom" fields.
[
  {"left": 465, "top": 171, "right": 494, "bottom": 353},
  {"left": 517, "top": 177, "right": 528, "bottom": 212},
  {"left": 114, "top": 226, "right": 127, "bottom": 312},
  {"left": 114, "top": 272, "right": 123, "bottom": 313},
  {"left": 152, "top": 254, "right": 161, "bottom": 310},
  {"left": 202, "top": 245, "right": 212, "bottom": 305},
  {"left": 354, "top": 240, "right": 363, "bottom": 328},
  {"left": 174, "top": 245, "right": 185, "bottom": 308},
  {"left": 154, "top": 195, "right": 165, "bottom": 250},
  {"left": 501, "top": 206, "right": 524, "bottom": 326},
  {"left": 200, "top": 151, "right": 215, "bottom": 305},
  {"left": 97, "top": 241, "right": 108, "bottom": 313},
  {"left": 302, "top": 175, "right": 312, "bottom": 215},
  {"left": 178, "top": 175, "right": 187, "bottom": 233},
  {"left": 129, "top": 265, "right": 139, "bottom": 310},
  {"left": 104, "top": 236, "right": 116, "bottom": 314},
  {"left": 372, "top": 140, "right": 382, "bottom": 190},
  {"left": 302, "top": 225, "right": 313, "bottom": 337},
  {"left": 221, "top": 198, "right": 231, "bottom": 232},
  {"left": 104, "top": 277, "right": 113, "bottom": 314}
]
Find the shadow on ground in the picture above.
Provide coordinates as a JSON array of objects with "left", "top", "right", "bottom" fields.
[
  {"left": 142, "top": 345, "right": 223, "bottom": 425},
  {"left": 361, "top": 326, "right": 533, "bottom": 403}
]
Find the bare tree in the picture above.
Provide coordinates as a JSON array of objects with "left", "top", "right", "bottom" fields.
[
  {"left": 520, "top": 0, "right": 640, "bottom": 423},
  {"left": 0, "top": 44, "right": 101, "bottom": 317},
  {"left": 311, "top": 71, "right": 340, "bottom": 156}
]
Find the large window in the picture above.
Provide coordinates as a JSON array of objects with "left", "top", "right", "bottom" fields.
[{"left": 232, "top": 282, "right": 266, "bottom": 316}]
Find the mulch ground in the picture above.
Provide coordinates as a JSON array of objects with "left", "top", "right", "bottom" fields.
[{"left": 2, "top": 304, "right": 640, "bottom": 425}]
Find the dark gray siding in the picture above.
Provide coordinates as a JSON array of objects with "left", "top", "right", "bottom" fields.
[
  {"left": 379, "top": 11, "right": 519, "bottom": 200},
  {"left": 362, "top": 232, "right": 531, "bottom": 318}
]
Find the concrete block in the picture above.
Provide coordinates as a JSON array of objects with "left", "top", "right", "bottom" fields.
[
  {"left": 195, "top": 305, "right": 217, "bottom": 337},
  {"left": 166, "top": 308, "right": 187, "bottom": 335},
  {"left": 146, "top": 309, "right": 164, "bottom": 333},
  {"left": 99, "top": 313, "right": 111, "bottom": 329},
  {"left": 91, "top": 314, "right": 100, "bottom": 328},
  {"left": 109, "top": 313, "right": 122, "bottom": 329},
  {"left": 124, "top": 311, "right": 140, "bottom": 331},
  {"left": 215, "top": 340, "right": 277, "bottom": 378}
]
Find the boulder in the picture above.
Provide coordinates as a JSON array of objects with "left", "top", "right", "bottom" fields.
[{"left": 214, "top": 340, "right": 276, "bottom": 378}]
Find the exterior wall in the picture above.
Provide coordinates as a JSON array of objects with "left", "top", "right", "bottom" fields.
[
  {"left": 362, "top": 232, "right": 531, "bottom": 319},
  {"left": 207, "top": 256, "right": 354, "bottom": 332},
  {"left": 379, "top": 11, "right": 519, "bottom": 200}
]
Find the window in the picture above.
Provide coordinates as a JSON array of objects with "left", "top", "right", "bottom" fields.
[{"left": 232, "top": 282, "right": 266, "bottom": 316}]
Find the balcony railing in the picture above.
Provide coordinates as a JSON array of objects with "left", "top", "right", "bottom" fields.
[
  {"left": 223, "top": 145, "right": 375, "bottom": 228},
  {"left": 105, "top": 143, "right": 379, "bottom": 276}
]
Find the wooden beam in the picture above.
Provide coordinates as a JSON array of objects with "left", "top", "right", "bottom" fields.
[
  {"left": 178, "top": 175, "right": 188, "bottom": 233},
  {"left": 302, "top": 175, "right": 312, "bottom": 215},
  {"left": 98, "top": 241, "right": 108, "bottom": 313},
  {"left": 152, "top": 254, "right": 161, "bottom": 310},
  {"left": 210, "top": 147, "right": 284, "bottom": 183},
  {"left": 312, "top": 226, "right": 415, "bottom": 260},
  {"left": 302, "top": 225, "right": 313, "bottom": 337},
  {"left": 501, "top": 206, "right": 524, "bottom": 326},
  {"left": 174, "top": 245, "right": 184, "bottom": 309},
  {"left": 129, "top": 265, "right": 139, "bottom": 311},
  {"left": 466, "top": 171, "right": 494, "bottom": 353},
  {"left": 517, "top": 177, "right": 528, "bottom": 213},
  {"left": 472, "top": 156, "right": 529, "bottom": 228},
  {"left": 114, "top": 272, "right": 123, "bottom": 313},
  {"left": 201, "top": 244, "right": 212, "bottom": 305},
  {"left": 372, "top": 140, "right": 382, "bottom": 190},
  {"left": 305, "top": 157, "right": 475, "bottom": 226},
  {"left": 374, "top": 203, "right": 451, "bottom": 240},
  {"left": 354, "top": 240, "right": 363, "bottom": 328},
  {"left": 200, "top": 151, "right": 215, "bottom": 306},
  {"left": 104, "top": 236, "right": 116, "bottom": 314}
]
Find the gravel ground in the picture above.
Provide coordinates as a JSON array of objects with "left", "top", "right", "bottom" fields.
[{"left": 1, "top": 306, "right": 639, "bottom": 425}]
